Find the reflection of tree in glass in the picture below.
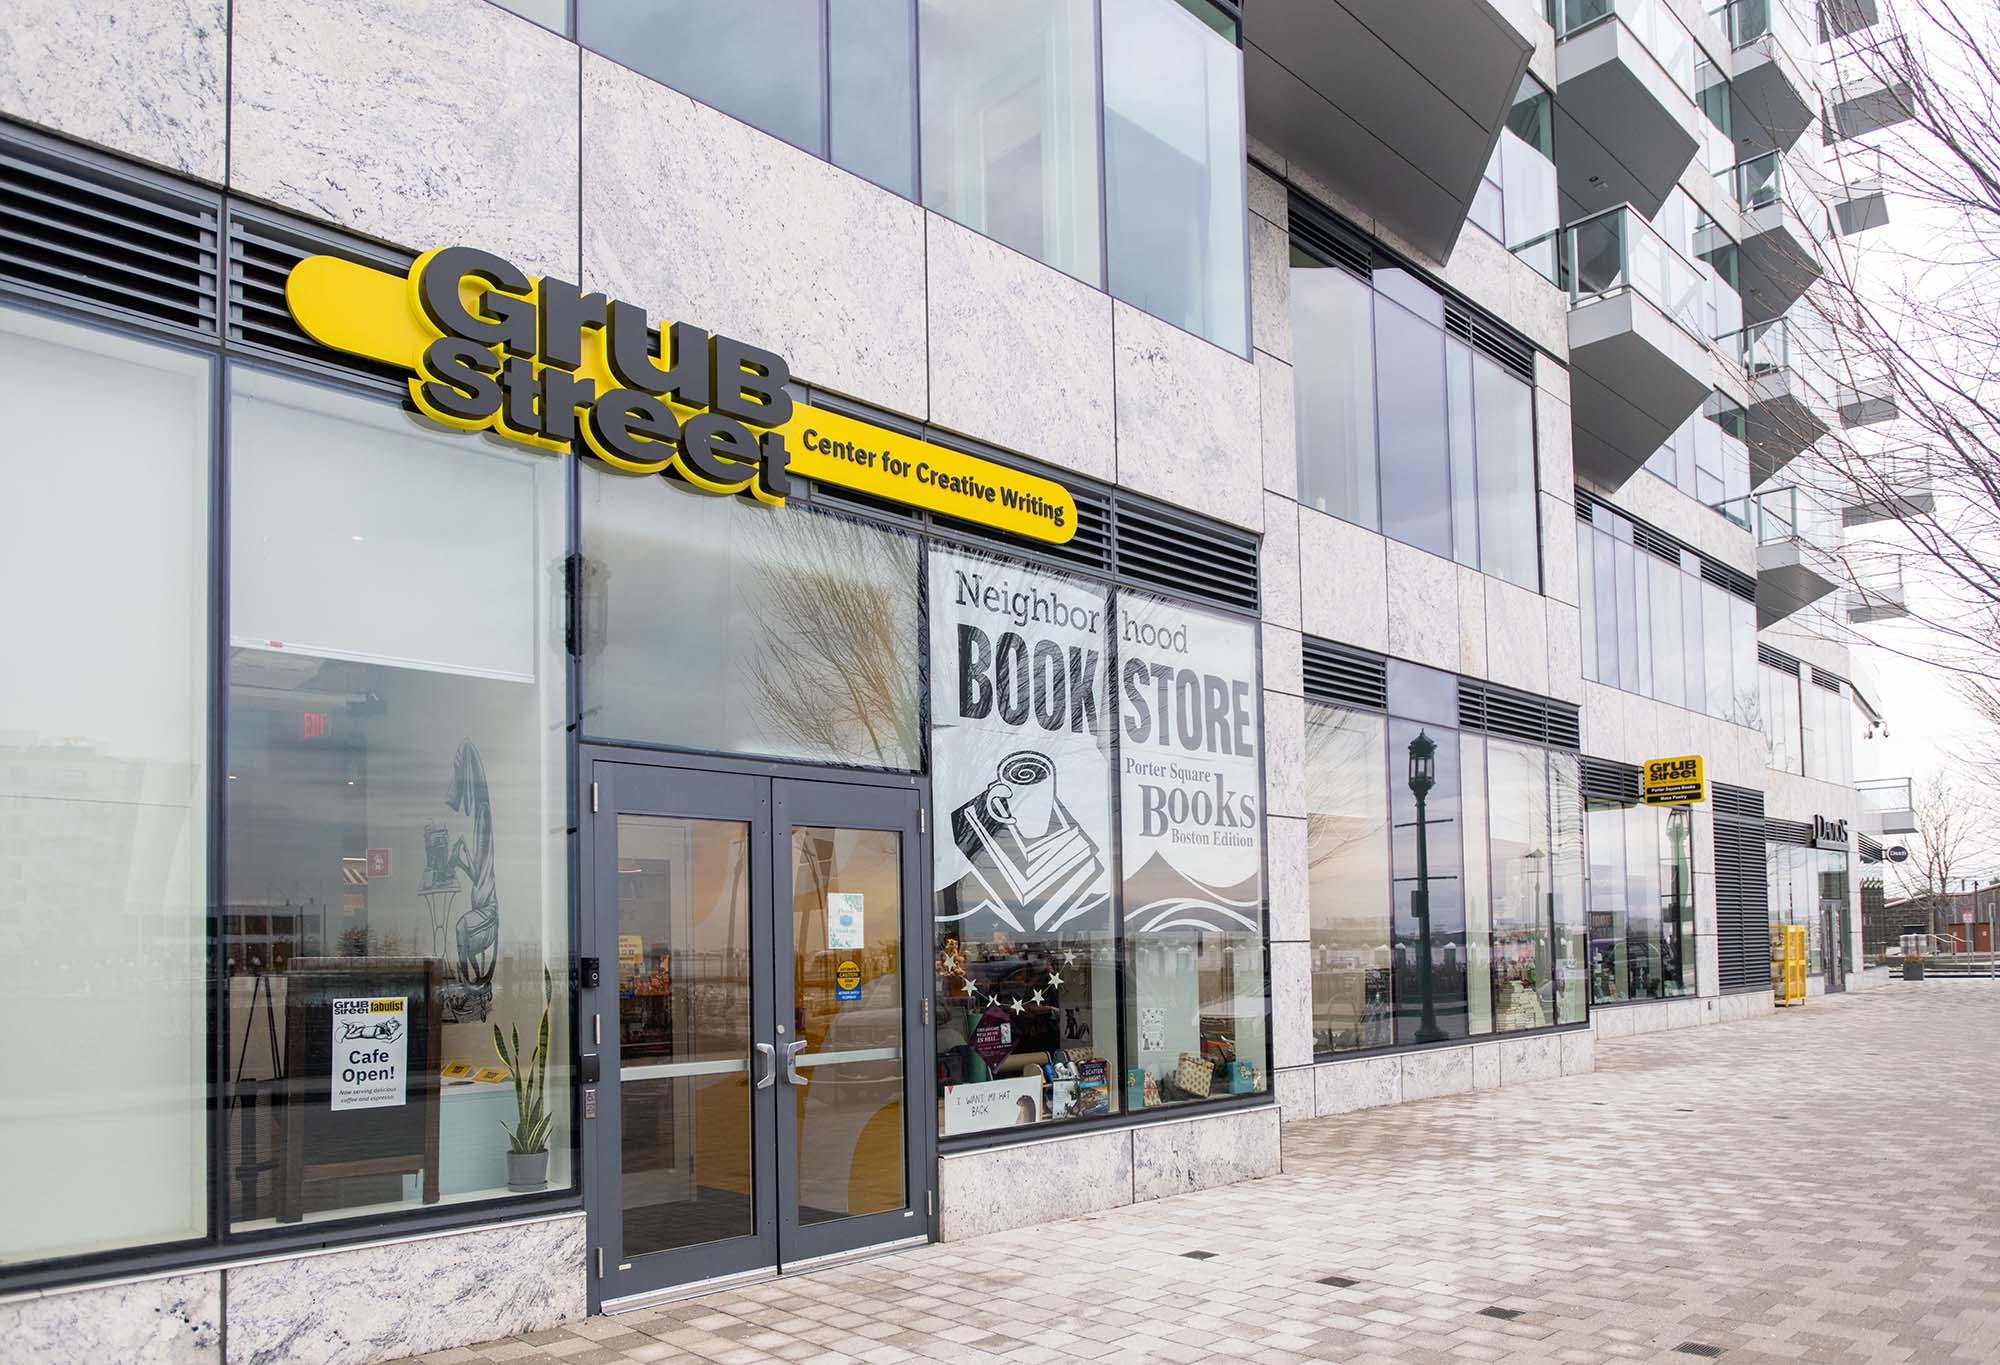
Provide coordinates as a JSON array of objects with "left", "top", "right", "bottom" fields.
[
  {"left": 1302, "top": 706, "right": 1386, "bottom": 872},
  {"left": 743, "top": 510, "right": 920, "bottom": 768}
]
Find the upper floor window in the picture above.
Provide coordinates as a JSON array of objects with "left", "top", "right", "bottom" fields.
[
  {"left": 1471, "top": 77, "right": 1558, "bottom": 260},
  {"left": 1291, "top": 218, "right": 1541, "bottom": 591},
  {"left": 1646, "top": 392, "right": 1750, "bottom": 515},
  {"left": 579, "top": 0, "right": 1250, "bottom": 354}
]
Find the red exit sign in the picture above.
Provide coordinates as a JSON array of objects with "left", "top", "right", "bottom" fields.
[{"left": 302, "top": 712, "right": 331, "bottom": 740}]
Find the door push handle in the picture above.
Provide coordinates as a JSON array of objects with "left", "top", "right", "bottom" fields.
[
  {"left": 753, "top": 1043, "right": 776, "bottom": 1091},
  {"left": 783, "top": 1039, "right": 809, "bottom": 1086}
]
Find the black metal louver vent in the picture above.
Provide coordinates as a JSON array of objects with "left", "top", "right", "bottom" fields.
[
  {"left": 1757, "top": 644, "right": 1801, "bottom": 674},
  {"left": 1458, "top": 680, "right": 1581, "bottom": 750},
  {"left": 1711, "top": 782, "right": 1765, "bottom": 821},
  {"left": 1766, "top": 817, "right": 1812, "bottom": 846},
  {"left": 1858, "top": 833, "right": 1884, "bottom": 862},
  {"left": 1632, "top": 523, "right": 1683, "bottom": 564},
  {"left": 0, "top": 129, "right": 220, "bottom": 336},
  {"left": 1580, "top": 757, "right": 1643, "bottom": 806},
  {"left": 1112, "top": 500, "right": 1259, "bottom": 613},
  {"left": 1303, "top": 638, "right": 1389, "bottom": 711},
  {"left": 1714, "top": 809, "right": 1772, "bottom": 993},
  {"left": 226, "top": 211, "right": 411, "bottom": 388},
  {"left": 1035, "top": 486, "right": 1114, "bottom": 575},
  {"left": 1810, "top": 667, "right": 1842, "bottom": 693},
  {"left": 1574, "top": 497, "right": 1593, "bottom": 523},
  {"left": 1444, "top": 303, "right": 1535, "bottom": 382},
  {"left": 1700, "top": 557, "right": 1758, "bottom": 604},
  {"left": 1289, "top": 194, "right": 1371, "bottom": 280}
]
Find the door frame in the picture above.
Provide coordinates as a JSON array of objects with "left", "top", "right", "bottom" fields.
[{"left": 577, "top": 745, "right": 937, "bottom": 1311}]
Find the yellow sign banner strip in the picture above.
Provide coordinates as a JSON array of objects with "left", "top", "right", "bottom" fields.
[{"left": 285, "top": 256, "right": 1078, "bottom": 544}]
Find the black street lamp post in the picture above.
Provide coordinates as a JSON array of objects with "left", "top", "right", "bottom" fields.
[{"left": 1407, "top": 730, "right": 1445, "bottom": 1044}]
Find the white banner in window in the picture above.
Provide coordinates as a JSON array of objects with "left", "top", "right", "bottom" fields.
[
  {"left": 1117, "top": 592, "right": 1264, "bottom": 933},
  {"left": 330, "top": 996, "right": 408, "bottom": 1111},
  {"left": 929, "top": 546, "right": 1113, "bottom": 936}
]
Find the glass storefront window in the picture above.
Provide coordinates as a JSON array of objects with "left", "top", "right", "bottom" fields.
[
  {"left": 919, "top": 0, "right": 1103, "bottom": 286},
  {"left": 223, "top": 368, "right": 571, "bottom": 1230},
  {"left": 1489, "top": 741, "right": 1555, "bottom": 1031},
  {"left": 581, "top": 468, "right": 921, "bottom": 770},
  {"left": 1305, "top": 706, "right": 1393, "bottom": 1052},
  {"left": 1550, "top": 754, "right": 1590, "bottom": 1023},
  {"left": 1102, "top": 0, "right": 1248, "bottom": 354},
  {"left": 928, "top": 546, "right": 1119, "bottom": 1134},
  {"left": 1, "top": 306, "right": 211, "bottom": 1266},
  {"left": 1117, "top": 592, "right": 1268, "bottom": 1108},
  {"left": 1390, "top": 720, "right": 1467, "bottom": 1043},
  {"left": 1586, "top": 801, "right": 1695, "bottom": 1004}
]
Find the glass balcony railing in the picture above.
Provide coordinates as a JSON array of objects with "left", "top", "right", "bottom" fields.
[
  {"left": 1517, "top": 204, "right": 1708, "bottom": 338},
  {"left": 1722, "top": 150, "right": 1785, "bottom": 212},
  {"left": 1726, "top": 317, "right": 1834, "bottom": 396},
  {"left": 1744, "top": 485, "right": 1841, "bottom": 550},
  {"left": 1857, "top": 776, "right": 1913, "bottom": 815},
  {"left": 1709, "top": 0, "right": 1812, "bottom": 52},
  {"left": 1551, "top": 0, "right": 1698, "bottom": 99}
]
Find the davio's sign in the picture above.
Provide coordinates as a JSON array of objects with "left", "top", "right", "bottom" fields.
[{"left": 284, "top": 246, "right": 1077, "bottom": 543}]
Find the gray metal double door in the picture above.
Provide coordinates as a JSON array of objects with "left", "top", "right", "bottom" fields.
[{"left": 580, "top": 756, "right": 927, "bottom": 1307}]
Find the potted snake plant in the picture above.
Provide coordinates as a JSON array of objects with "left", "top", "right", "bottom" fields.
[{"left": 493, "top": 966, "right": 553, "bottom": 1191}]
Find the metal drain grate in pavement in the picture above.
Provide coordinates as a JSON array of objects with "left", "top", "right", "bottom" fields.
[
  {"left": 1477, "top": 1307, "right": 1524, "bottom": 1320},
  {"left": 1316, "top": 1275, "right": 1360, "bottom": 1288},
  {"left": 1182, "top": 1251, "right": 1216, "bottom": 1260},
  {"left": 1674, "top": 1344, "right": 1726, "bottom": 1358}
]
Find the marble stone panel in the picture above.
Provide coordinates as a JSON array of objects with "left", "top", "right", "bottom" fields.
[
  {"left": 1, "top": 0, "right": 227, "bottom": 182},
  {"left": 583, "top": 55, "right": 925, "bottom": 417},
  {"left": 1536, "top": 385, "right": 1575, "bottom": 499},
  {"left": 938, "top": 1128, "right": 1133, "bottom": 1240},
  {"left": 1248, "top": 163, "right": 1288, "bottom": 227},
  {"left": 1498, "top": 1033, "right": 1564, "bottom": 1085},
  {"left": 1299, "top": 508, "right": 1388, "bottom": 652},
  {"left": 1400, "top": 1046, "right": 1476, "bottom": 1102},
  {"left": 926, "top": 213, "right": 1114, "bottom": 481},
  {"left": 1484, "top": 577, "right": 1550, "bottom": 695},
  {"left": 1250, "top": 213, "right": 1291, "bottom": 362},
  {"left": 1261, "top": 492, "right": 1302, "bottom": 630},
  {"left": 1437, "top": 225, "right": 1568, "bottom": 360},
  {"left": 1666, "top": 997, "right": 1707, "bottom": 1029},
  {"left": 1270, "top": 940, "right": 1314, "bottom": 1069},
  {"left": 1263, "top": 623, "right": 1304, "bottom": 698},
  {"left": 1546, "top": 601, "right": 1585, "bottom": 705},
  {"left": 1385, "top": 541, "right": 1458, "bottom": 671},
  {"left": 1260, "top": 353, "right": 1298, "bottom": 499},
  {"left": 1593, "top": 1004, "right": 1637, "bottom": 1038},
  {"left": 1113, "top": 302, "right": 1262, "bottom": 531},
  {"left": 1273, "top": 1066, "right": 1315, "bottom": 1124},
  {"left": 1266, "top": 813, "right": 1310, "bottom": 943},
  {"left": 1698, "top": 935, "right": 1721, "bottom": 1001},
  {"left": 1561, "top": 1029, "right": 1596, "bottom": 1075},
  {"left": 1627, "top": 1001, "right": 1670, "bottom": 1035},
  {"left": 1715, "top": 991, "right": 1750, "bottom": 1023},
  {"left": 1583, "top": 682, "right": 1624, "bottom": 756},
  {"left": 1263, "top": 689, "right": 1307, "bottom": 819},
  {"left": 1314, "top": 1054, "right": 1401, "bottom": 1117},
  {"left": 1132, "top": 1106, "right": 1282, "bottom": 1203},
  {"left": 1541, "top": 492, "right": 1580, "bottom": 606},
  {"left": 224, "top": 1214, "right": 585, "bottom": 1365},
  {"left": 1473, "top": 1042, "right": 1501, "bottom": 1091},
  {"left": 1456, "top": 565, "right": 1489, "bottom": 678},
  {"left": 232, "top": 0, "right": 578, "bottom": 279},
  {"left": 0, "top": 1272, "right": 220, "bottom": 1365}
]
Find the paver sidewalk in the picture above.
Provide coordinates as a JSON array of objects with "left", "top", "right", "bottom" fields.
[{"left": 402, "top": 985, "right": 2000, "bottom": 1365}]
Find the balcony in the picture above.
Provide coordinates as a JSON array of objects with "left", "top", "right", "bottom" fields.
[
  {"left": 1819, "top": 0, "right": 1880, "bottom": 42},
  {"left": 1526, "top": 204, "right": 1711, "bottom": 488},
  {"left": 1857, "top": 776, "right": 1916, "bottom": 836},
  {"left": 1243, "top": 0, "right": 1534, "bottom": 264},
  {"left": 1712, "top": 0, "right": 1816, "bottom": 151},
  {"left": 1733, "top": 318, "right": 1832, "bottom": 483},
  {"left": 1841, "top": 448, "right": 1936, "bottom": 525},
  {"left": 1829, "top": 146, "right": 1891, "bottom": 235},
  {"left": 1848, "top": 555, "right": 1909, "bottom": 623},
  {"left": 1551, "top": 0, "right": 1705, "bottom": 219},
  {"left": 1748, "top": 485, "right": 1843, "bottom": 626},
  {"left": 1725, "top": 152, "right": 1824, "bottom": 322},
  {"left": 1837, "top": 374, "right": 1899, "bottom": 427},
  {"left": 1823, "top": 39, "right": 1915, "bottom": 142}
]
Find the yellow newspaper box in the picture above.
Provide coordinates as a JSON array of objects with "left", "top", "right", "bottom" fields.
[{"left": 1770, "top": 923, "right": 1807, "bottom": 1006}]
